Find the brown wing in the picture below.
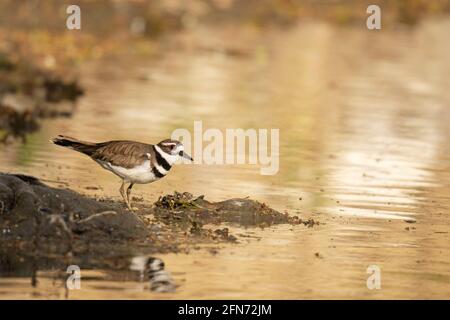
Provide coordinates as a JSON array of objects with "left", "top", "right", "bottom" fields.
[{"left": 91, "top": 141, "right": 153, "bottom": 168}]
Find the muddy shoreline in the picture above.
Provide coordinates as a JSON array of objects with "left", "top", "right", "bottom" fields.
[{"left": 0, "top": 173, "right": 315, "bottom": 274}]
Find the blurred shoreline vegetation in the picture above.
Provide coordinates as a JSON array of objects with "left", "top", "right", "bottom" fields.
[
  {"left": 1, "top": 0, "right": 450, "bottom": 69},
  {"left": 0, "top": 0, "right": 449, "bottom": 142},
  {"left": 0, "top": 51, "right": 83, "bottom": 142}
]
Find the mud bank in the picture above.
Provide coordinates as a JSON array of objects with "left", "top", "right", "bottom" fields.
[
  {"left": 152, "top": 191, "right": 315, "bottom": 229},
  {"left": 0, "top": 173, "right": 314, "bottom": 262}
]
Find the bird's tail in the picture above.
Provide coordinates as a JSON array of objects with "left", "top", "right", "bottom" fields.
[{"left": 51, "top": 135, "right": 100, "bottom": 156}]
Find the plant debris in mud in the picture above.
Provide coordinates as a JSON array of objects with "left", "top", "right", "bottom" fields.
[
  {"left": 0, "top": 173, "right": 318, "bottom": 269},
  {"left": 0, "top": 52, "right": 83, "bottom": 142},
  {"left": 152, "top": 191, "right": 318, "bottom": 229}
]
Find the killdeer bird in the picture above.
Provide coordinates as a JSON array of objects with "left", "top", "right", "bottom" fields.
[{"left": 52, "top": 135, "right": 193, "bottom": 210}]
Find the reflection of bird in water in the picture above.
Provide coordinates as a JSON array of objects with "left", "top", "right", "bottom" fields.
[
  {"left": 130, "top": 256, "right": 176, "bottom": 293},
  {"left": 51, "top": 135, "right": 193, "bottom": 210}
]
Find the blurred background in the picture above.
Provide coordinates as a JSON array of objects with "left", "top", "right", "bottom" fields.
[{"left": 1, "top": 0, "right": 450, "bottom": 299}]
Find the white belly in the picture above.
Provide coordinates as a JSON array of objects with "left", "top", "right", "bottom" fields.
[{"left": 97, "top": 160, "right": 158, "bottom": 184}]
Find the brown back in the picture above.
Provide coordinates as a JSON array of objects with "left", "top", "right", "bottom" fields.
[{"left": 91, "top": 140, "right": 154, "bottom": 168}]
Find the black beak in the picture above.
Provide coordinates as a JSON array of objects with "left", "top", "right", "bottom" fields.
[{"left": 179, "top": 151, "right": 193, "bottom": 161}]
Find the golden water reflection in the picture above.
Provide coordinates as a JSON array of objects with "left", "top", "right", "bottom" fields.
[{"left": 1, "top": 19, "right": 450, "bottom": 298}]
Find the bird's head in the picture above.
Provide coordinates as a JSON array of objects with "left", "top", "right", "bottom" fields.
[
  {"left": 146, "top": 257, "right": 165, "bottom": 273},
  {"left": 156, "top": 139, "right": 193, "bottom": 163}
]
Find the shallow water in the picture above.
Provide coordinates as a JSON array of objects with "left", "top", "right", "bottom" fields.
[{"left": 1, "top": 19, "right": 450, "bottom": 299}]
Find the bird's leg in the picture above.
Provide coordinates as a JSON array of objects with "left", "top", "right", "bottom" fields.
[
  {"left": 119, "top": 180, "right": 125, "bottom": 200},
  {"left": 126, "top": 183, "right": 134, "bottom": 210},
  {"left": 119, "top": 181, "right": 131, "bottom": 210}
]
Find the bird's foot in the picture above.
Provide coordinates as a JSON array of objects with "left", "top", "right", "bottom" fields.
[{"left": 125, "top": 203, "right": 139, "bottom": 212}]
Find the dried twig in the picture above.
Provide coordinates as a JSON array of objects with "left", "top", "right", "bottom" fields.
[{"left": 76, "top": 210, "right": 117, "bottom": 224}]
